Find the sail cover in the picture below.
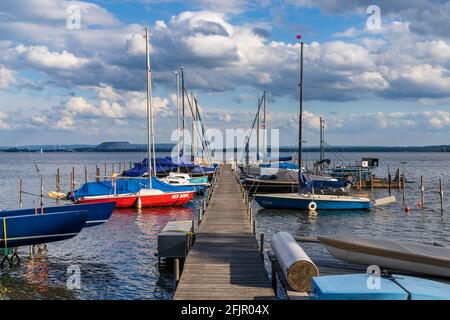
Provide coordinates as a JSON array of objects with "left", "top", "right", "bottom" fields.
[{"left": 123, "top": 157, "right": 215, "bottom": 176}]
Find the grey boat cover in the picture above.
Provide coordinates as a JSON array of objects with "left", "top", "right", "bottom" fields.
[{"left": 318, "top": 236, "right": 450, "bottom": 268}]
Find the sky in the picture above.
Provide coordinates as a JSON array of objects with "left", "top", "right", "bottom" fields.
[{"left": 0, "top": 0, "right": 449, "bottom": 147}]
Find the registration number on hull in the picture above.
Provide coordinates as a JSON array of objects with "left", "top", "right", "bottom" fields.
[{"left": 171, "top": 193, "right": 191, "bottom": 200}]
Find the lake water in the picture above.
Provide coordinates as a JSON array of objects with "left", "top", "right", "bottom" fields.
[{"left": 0, "top": 152, "right": 448, "bottom": 299}]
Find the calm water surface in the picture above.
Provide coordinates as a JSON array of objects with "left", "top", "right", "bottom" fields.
[{"left": 0, "top": 152, "right": 448, "bottom": 299}]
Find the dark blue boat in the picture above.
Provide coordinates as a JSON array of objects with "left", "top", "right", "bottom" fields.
[
  {"left": 0, "top": 202, "right": 115, "bottom": 227},
  {"left": 1, "top": 210, "right": 88, "bottom": 248}
]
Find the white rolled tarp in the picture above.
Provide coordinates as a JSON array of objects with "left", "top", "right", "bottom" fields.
[{"left": 271, "top": 232, "right": 319, "bottom": 292}]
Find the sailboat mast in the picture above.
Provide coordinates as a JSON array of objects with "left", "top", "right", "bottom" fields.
[
  {"left": 257, "top": 98, "right": 261, "bottom": 162},
  {"left": 263, "top": 89, "right": 268, "bottom": 161},
  {"left": 175, "top": 70, "right": 180, "bottom": 172},
  {"left": 298, "top": 41, "right": 304, "bottom": 185},
  {"left": 145, "top": 27, "right": 153, "bottom": 188},
  {"left": 181, "top": 67, "right": 185, "bottom": 159}
]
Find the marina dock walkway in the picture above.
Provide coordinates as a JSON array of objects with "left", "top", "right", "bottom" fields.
[{"left": 173, "top": 165, "right": 274, "bottom": 300}]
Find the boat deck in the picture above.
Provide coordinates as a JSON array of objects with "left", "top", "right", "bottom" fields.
[{"left": 173, "top": 165, "right": 275, "bottom": 300}]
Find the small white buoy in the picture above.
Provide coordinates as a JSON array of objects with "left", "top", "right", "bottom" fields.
[{"left": 308, "top": 202, "right": 317, "bottom": 211}]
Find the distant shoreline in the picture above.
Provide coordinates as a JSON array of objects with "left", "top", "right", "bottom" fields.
[{"left": 1, "top": 145, "right": 449, "bottom": 153}]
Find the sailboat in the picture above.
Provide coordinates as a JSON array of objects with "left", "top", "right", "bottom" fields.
[
  {"left": 254, "top": 38, "right": 378, "bottom": 211},
  {"left": 240, "top": 92, "right": 348, "bottom": 195},
  {"left": 71, "top": 28, "right": 194, "bottom": 208}
]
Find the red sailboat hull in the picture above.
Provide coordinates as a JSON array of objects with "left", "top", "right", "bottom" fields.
[{"left": 76, "top": 192, "right": 194, "bottom": 208}]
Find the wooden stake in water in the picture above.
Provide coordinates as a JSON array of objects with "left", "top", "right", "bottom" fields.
[
  {"left": 439, "top": 178, "right": 444, "bottom": 214},
  {"left": 104, "top": 163, "right": 107, "bottom": 180},
  {"left": 96, "top": 166, "right": 100, "bottom": 182},
  {"left": 84, "top": 166, "right": 88, "bottom": 183},
  {"left": 19, "top": 178, "right": 23, "bottom": 208},
  {"left": 420, "top": 175, "right": 424, "bottom": 207},
  {"left": 72, "top": 167, "right": 76, "bottom": 191},
  {"left": 40, "top": 178, "right": 44, "bottom": 210},
  {"left": 358, "top": 167, "right": 362, "bottom": 190},
  {"left": 387, "top": 163, "right": 391, "bottom": 196},
  {"left": 56, "top": 168, "right": 60, "bottom": 204}
]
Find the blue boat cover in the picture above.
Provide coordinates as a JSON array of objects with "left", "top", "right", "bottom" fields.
[
  {"left": 72, "top": 177, "right": 194, "bottom": 200},
  {"left": 311, "top": 274, "right": 450, "bottom": 300},
  {"left": 259, "top": 161, "right": 298, "bottom": 169},
  {"left": 123, "top": 157, "right": 216, "bottom": 176}
]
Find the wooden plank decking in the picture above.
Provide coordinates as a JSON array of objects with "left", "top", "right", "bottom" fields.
[{"left": 173, "top": 165, "right": 275, "bottom": 300}]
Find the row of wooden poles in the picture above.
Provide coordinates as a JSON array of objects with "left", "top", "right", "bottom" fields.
[
  {"left": 173, "top": 167, "right": 220, "bottom": 288},
  {"left": 18, "top": 162, "right": 136, "bottom": 207}
]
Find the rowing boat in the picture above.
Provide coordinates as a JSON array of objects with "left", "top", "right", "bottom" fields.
[{"left": 318, "top": 235, "right": 450, "bottom": 278}]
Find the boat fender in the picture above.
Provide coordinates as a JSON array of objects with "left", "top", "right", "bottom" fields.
[{"left": 308, "top": 202, "right": 317, "bottom": 211}]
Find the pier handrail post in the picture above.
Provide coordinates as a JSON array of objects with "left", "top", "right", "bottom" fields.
[{"left": 252, "top": 218, "right": 256, "bottom": 235}]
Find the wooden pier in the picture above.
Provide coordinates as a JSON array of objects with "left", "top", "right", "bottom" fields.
[{"left": 173, "top": 165, "right": 274, "bottom": 300}]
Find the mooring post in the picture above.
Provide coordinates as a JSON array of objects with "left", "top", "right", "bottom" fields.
[
  {"left": 69, "top": 170, "right": 73, "bottom": 192},
  {"left": 72, "top": 167, "right": 76, "bottom": 191},
  {"left": 420, "top": 175, "right": 424, "bottom": 207},
  {"left": 56, "top": 168, "right": 60, "bottom": 204},
  {"left": 96, "top": 165, "right": 100, "bottom": 182},
  {"left": 439, "top": 178, "right": 444, "bottom": 214},
  {"left": 104, "top": 163, "right": 107, "bottom": 180},
  {"left": 370, "top": 172, "right": 374, "bottom": 194},
  {"left": 40, "top": 178, "right": 44, "bottom": 209},
  {"left": 19, "top": 178, "right": 23, "bottom": 208},
  {"left": 174, "top": 258, "right": 180, "bottom": 288},
  {"left": 358, "top": 167, "right": 362, "bottom": 190},
  {"left": 252, "top": 219, "right": 256, "bottom": 235},
  {"left": 397, "top": 168, "right": 401, "bottom": 189},
  {"left": 388, "top": 164, "right": 392, "bottom": 196},
  {"left": 84, "top": 166, "right": 88, "bottom": 183}
]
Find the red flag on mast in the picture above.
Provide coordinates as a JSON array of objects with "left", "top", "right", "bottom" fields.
[{"left": 296, "top": 34, "right": 302, "bottom": 39}]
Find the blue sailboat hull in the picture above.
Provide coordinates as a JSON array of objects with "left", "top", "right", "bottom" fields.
[
  {"left": 311, "top": 274, "right": 450, "bottom": 300},
  {"left": 254, "top": 194, "right": 372, "bottom": 210},
  {"left": 0, "top": 202, "right": 115, "bottom": 227},
  {"left": 1, "top": 211, "right": 88, "bottom": 248}
]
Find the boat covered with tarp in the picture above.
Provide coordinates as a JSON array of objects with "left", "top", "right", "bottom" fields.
[
  {"left": 69, "top": 177, "right": 195, "bottom": 202},
  {"left": 123, "top": 157, "right": 216, "bottom": 177},
  {"left": 318, "top": 235, "right": 450, "bottom": 278},
  {"left": 311, "top": 274, "right": 450, "bottom": 300}
]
